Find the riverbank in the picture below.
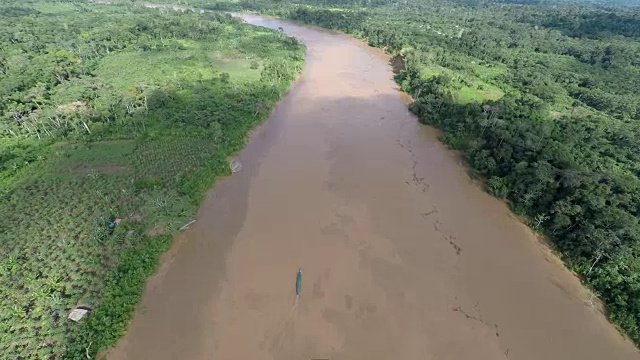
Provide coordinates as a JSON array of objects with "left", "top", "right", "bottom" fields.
[{"left": 0, "top": 3, "right": 304, "bottom": 358}]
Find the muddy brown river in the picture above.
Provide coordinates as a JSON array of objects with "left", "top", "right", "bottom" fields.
[{"left": 109, "top": 14, "right": 640, "bottom": 360}]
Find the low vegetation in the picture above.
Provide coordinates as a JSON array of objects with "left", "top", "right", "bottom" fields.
[{"left": 0, "top": 1, "right": 303, "bottom": 358}]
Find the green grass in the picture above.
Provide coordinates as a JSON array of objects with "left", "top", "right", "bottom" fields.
[
  {"left": 94, "top": 33, "right": 279, "bottom": 88},
  {"left": 96, "top": 51, "right": 214, "bottom": 87},
  {"left": 418, "top": 64, "right": 504, "bottom": 104},
  {"left": 471, "top": 62, "right": 509, "bottom": 81},
  {"left": 419, "top": 64, "right": 448, "bottom": 79},
  {"left": 31, "top": 2, "right": 80, "bottom": 14},
  {"left": 454, "top": 84, "right": 504, "bottom": 104},
  {"left": 95, "top": 49, "right": 250, "bottom": 88}
]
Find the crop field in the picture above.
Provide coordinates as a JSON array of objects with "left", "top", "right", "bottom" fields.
[{"left": 0, "top": 2, "right": 304, "bottom": 358}]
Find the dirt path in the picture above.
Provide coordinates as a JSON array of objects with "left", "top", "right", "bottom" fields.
[{"left": 108, "top": 15, "right": 640, "bottom": 360}]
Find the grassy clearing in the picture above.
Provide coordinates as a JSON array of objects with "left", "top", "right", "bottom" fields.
[
  {"left": 454, "top": 84, "right": 504, "bottom": 104},
  {"left": 31, "top": 2, "right": 79, "bottom": 14},
  {"left": 0, "top": 3, "right": 304, "bottom": 358},
  {"left": 418, "top": 64, "right": 504, "bottom": 104},
  {"left": 95, "top": 46, "right": 261, "bottom": 88},
  {"left": 470, "top": 62, "right": 508, "bottom": 81},
  {"left": 418, "top": 64, "right": 448, "bottom": 79}
]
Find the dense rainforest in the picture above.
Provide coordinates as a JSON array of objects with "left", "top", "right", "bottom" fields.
[
  {"left": 0, "top": 1, "right": 304, "bottom": 358},
  {"left": 159, "top": 0, "right": 640, "bottom": 347}
]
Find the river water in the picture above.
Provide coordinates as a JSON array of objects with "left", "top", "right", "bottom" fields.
[{"left": 108, "top": 14, "right": 639, "bottom": 360}]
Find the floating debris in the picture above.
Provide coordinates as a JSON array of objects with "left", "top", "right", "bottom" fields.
[
  {"left": 179, "top": 219, "right": 196, "bottom": 230},
  {"left": 68, "top": 308, "right": 90, "bottom": 322},
  {"left": 230, "top": 159, "right": 243, "bottom": 173}
]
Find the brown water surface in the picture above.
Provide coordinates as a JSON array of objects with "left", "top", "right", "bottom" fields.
[{"left": 109, "top": 15, "right": 640, "bottom": 360}]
